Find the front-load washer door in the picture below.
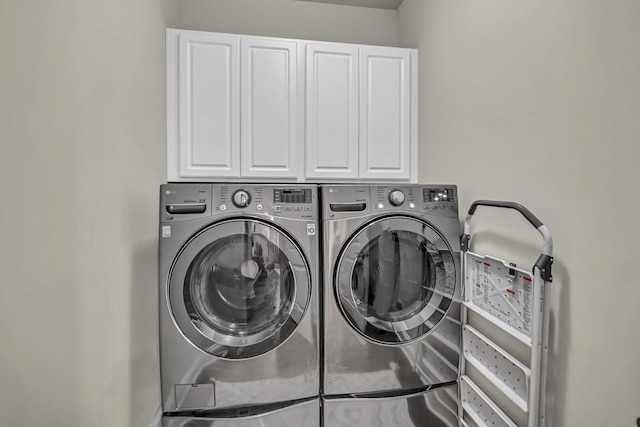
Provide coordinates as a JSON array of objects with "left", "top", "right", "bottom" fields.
[
  {"left": 335, "top": 216, "right": 456, "bottom": 345},
  {"left": 168, "top": 218, "right": 311, "bottom": 359}
]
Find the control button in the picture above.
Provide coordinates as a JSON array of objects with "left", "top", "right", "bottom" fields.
[
  {"left": 219, "top": 204, "right": 227, "bottom": 211},
  {"left": 409, "top": 202, "right": 415, "bottom": 209},
  {"left": 294, "top": 206, "right": 302, "bottom": 212},
  {"left": 273, "top": 206, "right": 282, "bottom": 213},
  {"left": 284, "top": 206, "right": 292, "bottom": 212},
  {"left": 388, "top": 189, "right": 405, "bottom": 207},
  {"left": 232, "top": 190, "right": 251, "bottom": 208},
  {"left": 256, "top": 204, "right": 263, "bottom": 211},
  {"left": 304, "top": 206, "right": 312, "bottom": 211},
  {"left": 377, "top": 203, "right": 384, "bottom": 209}
]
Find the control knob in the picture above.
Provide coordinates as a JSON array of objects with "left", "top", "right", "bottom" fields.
[
  {"left": 232, "top": 190, "right": 251, "bottom": 208},
  {"left": 388, "top": 189, "right": 405, "bottom": 207}
]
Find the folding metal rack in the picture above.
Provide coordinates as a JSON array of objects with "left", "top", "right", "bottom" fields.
[{"left": 457, "top": 201, "right": 553, "bottom": 427}]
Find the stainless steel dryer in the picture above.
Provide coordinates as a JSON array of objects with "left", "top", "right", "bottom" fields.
[
  {"left": 321, "top": 184, "right": 461, "bottom": 427},
  {"left": 159, "top": 184, "right": 320, "bottom": 426}
]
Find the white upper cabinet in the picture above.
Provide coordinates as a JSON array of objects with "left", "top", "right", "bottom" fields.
[
  {"left": 305, "top": 44, "right": 360, "bottom": 179},
  {"left": 305, "top": 44, "right": 417, "bottom": 182},
  {"left": 167, "top": 31, "right": 240, "bottom": 180},
  {"left": 167, "top": 29, "right": 417, "bottom": 182},
  {"left": 240, "top": 38, "right": 299, "bottom": 178},
  {"left": 167, "top": 29, "right": 299, "bottom": 181},
  {"left": 360, "top": 47, "right": 413, "bottom": 181}
]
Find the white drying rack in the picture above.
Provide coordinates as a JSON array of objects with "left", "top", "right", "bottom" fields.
[{"left": 458, "top": 201, "right": 553, "bottom": 427}]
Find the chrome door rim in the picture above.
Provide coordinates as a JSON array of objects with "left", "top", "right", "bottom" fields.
[
  {"left": 168, "top": 218, "right": 311, "bottom": 359},
  {"left": 335, "top": 215, "right": 456, "bottom": 345}
]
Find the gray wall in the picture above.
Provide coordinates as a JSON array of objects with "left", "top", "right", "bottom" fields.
[
  {"left": 398, "top": 0, "right": 640, "bottom": 425},
  {"left": 3, "top": 0, "right": 637, "bottom": 425},
  {"left": 0, "top": 1, "right": 397, "bottom": 426},
  {"left": 0, "top": 0, "right": 166, "bottom": 426},
  {"left": 168, "top": 0, "right": 398, "bottom": 46}
]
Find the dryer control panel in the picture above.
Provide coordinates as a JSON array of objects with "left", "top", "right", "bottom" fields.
[
  {"left": 321, "top": 184, "right": 458, "bottom": 219},
  {"left": 372, "top": 185, "right": 458, "bottom": 218}
]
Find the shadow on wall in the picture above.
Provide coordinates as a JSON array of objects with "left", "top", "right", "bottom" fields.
[
  {"left": 129, "top": 203, "right": 161, "bottom": 427},
  {"left": 546, "top": 260, "right": 570, "bottom": 427}
]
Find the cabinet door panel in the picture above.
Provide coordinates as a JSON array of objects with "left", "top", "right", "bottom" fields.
[
  {"left": 169, "top": 31, "right": 240, "bottom": 179},
  {"left": 360, "top": 47, "right": 412, "bottom": 181},
  {"left": 241, "top": 39, "right": 298, "bottom": 178},
  {"left": 305, "top": 44, "right": 359, "bottom": 179}
]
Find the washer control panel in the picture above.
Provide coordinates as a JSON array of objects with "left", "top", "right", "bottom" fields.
[
  {"left": 216, "top": 185, "right": 316, "bottom": 219},
  {"left": 160, "top": 184, "right": 318, "bottom": 222}
]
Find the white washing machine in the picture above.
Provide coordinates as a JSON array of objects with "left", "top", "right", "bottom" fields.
[
  {"left": 159, "top": 184, "right": 320, "bottom": 426},
  {"left": 321, "top": 184, "right": 461, "bottom": 427}
]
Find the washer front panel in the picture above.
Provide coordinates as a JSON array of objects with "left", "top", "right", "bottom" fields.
[
  {"left": 169, "top": 218, "right": 311, "bottom": 359},
  {"left": 335, "top": 216, "right": 456, "bottom": 345}
]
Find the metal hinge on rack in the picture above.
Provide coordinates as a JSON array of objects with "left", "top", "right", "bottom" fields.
[{"left": 458, "top": 200, "right": 553, "bottom": 427}]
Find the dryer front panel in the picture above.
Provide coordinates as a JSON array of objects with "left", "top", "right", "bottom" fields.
[
  {"left": 335, "top": 215, "right": 456, "bottom": 345},
  {"left": 168, "top": 218, "right": 311, "bottom": 359}
]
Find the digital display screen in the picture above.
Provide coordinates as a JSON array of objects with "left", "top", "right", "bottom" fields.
[
  {"left": 423, "top": 188, "right": 455, "bottom": 203},
  {"left": 274, "top": 189, "right": 312, "bottom": 204}
]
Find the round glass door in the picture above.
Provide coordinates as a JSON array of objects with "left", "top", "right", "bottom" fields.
[
  {"left": 168, "top": 219, "right": 311, "bottom": 359},
  {"left": 335, "top": 216, "right": 456, "bottom": 345}
]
